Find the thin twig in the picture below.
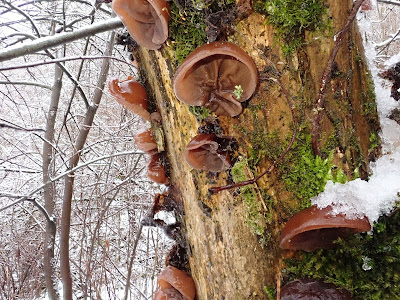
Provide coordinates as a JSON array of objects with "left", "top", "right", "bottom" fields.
[
  {"left": 209, "top": 78, "right": 297, "bottom": 194},
  {"left": 0, "top": 55, "right": 132, "bottom": 71},
  {"left": 0, "top": 150, "right": 141, "bottom": 214},
  {"left": 26, "top": 198, "right": 53, "bottom": 225},
  {"left": 0, "top": 80, "right": 51, "bottom": 90},
  {"left": 377, "top": 0, "right": 400, "bottom": 6},
  {"left": 311, "top": 0, "right": 365, "bottom": 156},
  {"left": 376, "top": 28, "right": 400, "bottom": 54},
  {"left": 276, "top": 271, "right": 281, "bottom": 300}
]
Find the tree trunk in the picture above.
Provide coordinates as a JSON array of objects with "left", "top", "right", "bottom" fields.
[{"left": 134, "top": 1, "right": 380, "bottom": 299}]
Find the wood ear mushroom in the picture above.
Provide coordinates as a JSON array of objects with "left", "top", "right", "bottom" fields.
[
  {"left": 173, "top": 41, "right": 258, "bottom": 117},
  {"left": 279, "top": 205, "right": 371, "bottom": 252},
  {"left": 112, "top": 0, "right": 169, "bottom": 50}
]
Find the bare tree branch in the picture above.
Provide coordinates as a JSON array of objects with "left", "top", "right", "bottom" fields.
[
  {"left": 0, "top": 17, "right": 123, "bottom": 62},
  {"left": 0, "top": 55, "right": 132, "bottom": 71},
  {"left": 124, "top": 222, "right": 143, "bottom": 300},
  {"left": 377, "top": 0, "right": 400, "bottom": 5},
  {"left": 42, "top": 61, "right": 63, "bottom": 300},
  {"left": 376, "top": 28, "right": 400, "bottom": 54},
  {"left": 0, "top": 80, "right": 51, "bottom": 90},
  {"left": 59, "top": 30, "right": 116, "bottom": 299},
  {"left": 0, "top": 150, "right": 141, "bottom": 214},
  {"left": 0, "top": 122, "right": 45, "bottom": 132}
]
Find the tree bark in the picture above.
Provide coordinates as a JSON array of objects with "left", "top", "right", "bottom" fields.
[{"left": 135, "top": 1, "right": 380, "bottom": 299}]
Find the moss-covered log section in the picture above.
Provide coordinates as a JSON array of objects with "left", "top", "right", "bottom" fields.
[{"left": 133, "top": 0, "right": 381, "bottom": 298}]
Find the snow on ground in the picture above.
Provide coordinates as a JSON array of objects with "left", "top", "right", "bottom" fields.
[{"left": 312, "top": 3, "right": 400, "bottom": 225}]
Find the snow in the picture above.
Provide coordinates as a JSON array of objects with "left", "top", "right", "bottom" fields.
[{"left": 312, "top": 6, "right": 400, "bottom": 225}]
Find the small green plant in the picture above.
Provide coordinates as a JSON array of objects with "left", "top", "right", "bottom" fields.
[
  {"left": 233, "top": 85, "right": 244, "bottom": 100},
  {"left": 369, "top": 133, "right": 379, "bottom": 152},
  {"left": 231, "top": 157, "right": 269, "bottom": 244},
  {"left": 236, "top": 102, "right": 284, "bottom": 169},
  {"left": 168, "top": 0, "right": 236, "bottom": 65},
  {"left": 169, "top": 2, "right": 207, "bottom": 66},
  {"left": 189, "top": 105, "right": 210, "bottom": 122},
  {"left": 284, "top": 211, "right": 400, "bottom": 299},
  {"left": 263, "top": 285, "right": 276, "bottom": 299},
  {"left": 253, "top": 0, "right": 328, "bottom": 55}
]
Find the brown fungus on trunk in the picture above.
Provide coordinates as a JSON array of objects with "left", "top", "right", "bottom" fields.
[
  {"left": 112, "top": 0, "right": 169, "bottom": 50},
  {"left": 279, "top": 205, "right": 371, "bottom": 252},
  {"left": 156, "top": 266, "right": 196, "bottom": 300},
  {"left": 134, "top": 129, "right": 158, "bottom": 154},
  {"left": 380, "top": 61, "right": 400, "bottom": 101},
  {"left": 173, "top": 41, "right": 258, "bottom": 117},
  {"left": 281, "top": 279, "right": 354, "bottom": 300},
  {"left": 153, "top": 288, "right": 185, "bottom": 300},
  {"left": 147, "top": 153, "right": 169, "bottom": 184},
  {"left": 184, "top": 133, "right": 232, "bottom": 172},
  {"left": 108, "top": 76, "right": 151, "bottom": 121}
]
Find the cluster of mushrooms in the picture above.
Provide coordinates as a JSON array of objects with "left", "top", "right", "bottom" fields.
[
  {"left": 110, "top": 0, "right": 372, "bottom": 299},
  {"left": 108, "top": 76, "right": 170, "bottom": 185},
  {"left": 175, "top": 41, "right": 258, "bottom": 172},
  {"left": 112, "top": 0, "right": 260, "bottom": 173}
]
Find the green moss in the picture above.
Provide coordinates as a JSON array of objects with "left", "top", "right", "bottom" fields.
[
  {"left": 263, "top": 286, "right": 276, "bottom": 299},
  {"left": 168, "top": 2, "right": 207, "bottom": 66},
  {"left": 369, "top": 133, "right": 379, "bottom": 152},
  {"left": 189, "top": 105, "right": 211, "bottom": 122},
  {"left": 231, "top": 157, "right": 271, "bottom": 245},
  {"left": 253, "top": 0, "right": 328, "bottom": 55},
  {"left": 284, "top": 210, "right": 400, "bottom": 299},
  {"left": 168, "top": 0, "right": 236, "bottom": 66},
  {"left": 362, "top": 73, "right": 379, "bottom": 123},
  {"left": 236, "top": 102, "right": 284, "bottom": 169},
  {"left": 280, "top": 129, "right": 348, "bottom": 210}
]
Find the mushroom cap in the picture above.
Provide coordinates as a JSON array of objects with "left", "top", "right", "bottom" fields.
[
  {"left": 184, "top": 133, "right": 231, "bottom": 172},
  {"left": 108, "top": 77, "right": 151, "bottom": 121},
  {"left": 153, "top": 287, "right": 185, "bottom": 300},
  {"left": 157, "top": 266, "right": 196, "bottom": 300},
  {"left": 173, "top": 41, "right": 258, "bottom": 117},
  {"left": 135, "top": 129, "right": 158, "bottom": 154},
  {"left": 147, "top": 154, "right": 169, "bottom": 184},
  {"left": 279, "top": 205, "right": 371, "bottom": 252},
  {"left": 281, "top": 279, "right": 354, "bottom": 300},
  {"left": 112, "top": 0, "right": 169, "bottom": 50}
]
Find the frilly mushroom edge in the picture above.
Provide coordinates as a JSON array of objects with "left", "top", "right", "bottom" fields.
[
  {"left": 108, "top": 76, "right": 151, "bottom": 121},
  {"left": 279, "top": 204, "right": 371, "bottom": 252},
  {"left": 154, "top": 265, "right": 196, "bottom": 300},
  {"left": 112, "top": 0, "right": 169, "bottom": 50},
  {"left": 173, "top": 41, "right": 258, "bottom": 117},
  {"left": 184, "top": 133, "right": 232, "bottom": 172},
  {"left": 134, "top": 129, "right": 158, "bottom": 154}
]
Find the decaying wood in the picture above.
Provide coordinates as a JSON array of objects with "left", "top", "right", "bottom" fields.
[{"left": 134, "top": 0, "right": 380, "bottom": 298}]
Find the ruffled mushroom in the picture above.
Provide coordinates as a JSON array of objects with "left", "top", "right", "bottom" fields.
[
  {"left": 173, "top": 41, "right": 258, "bottom": 117},
  {"left": 108, "top": 76, "right": 151, "bottom": 121},
  {"left": 135, "top": 129, "right": 158, "bottom": 154},
  {"left": 112, "top": 0, "right": 169, "bottom": 50},
  {"left": 156, "top": 266, "right": 196, "bottom": 300},
  {"left": 184, "top": 133, "right": 231, "bottom": 172},
  {"left": 361, "top": 0, "right": 372, "bottom": 11},
  {"left": 148, "top": 153, "right": 169, "bottom": 184},
  {"left": 279, "top": 205, "right": 371, "bottom": 252},
  {"left": 153, "top": 288, "right": 185, "bottom": 300},
  {"left": 281, "top": 279, "right": 354, "bottom": 300}
]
